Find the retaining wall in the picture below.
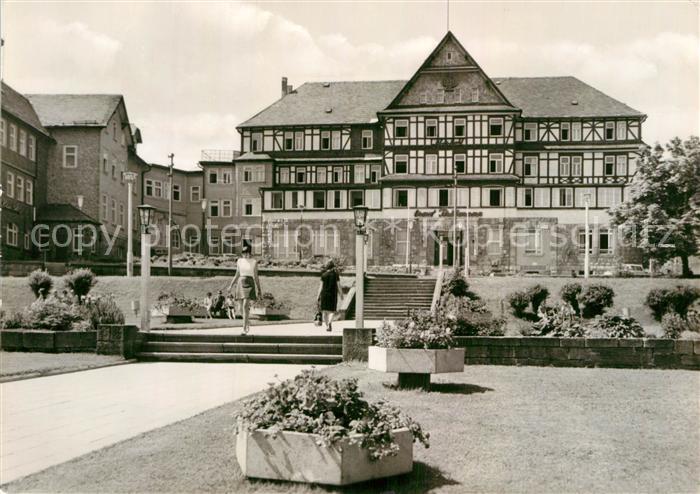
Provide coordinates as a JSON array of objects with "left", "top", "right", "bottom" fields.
[
  {"left": 1, "top": 330, "right": 97, "bottom": 352},
  {"left": 454, "top": 336, "right": 700, "bottom": 370}
]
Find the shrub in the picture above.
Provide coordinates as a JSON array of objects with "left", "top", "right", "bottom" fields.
[
  {"left": 645, "top": 286, "right": 700, "bottom": 321},
  {"left": 235, "top": 370, "right": 429, "bottom": 461},
  {"left": 587, "top": 315, "right": 644, "bottom": 338},
  {"left": 577, "top": 284, "right": 614, "bottom": 318},
  {"left": 527, "top": 284, "right": 549, "bottom": 314},
  {"left": 533, "top": 303, "right": 586, "bottom": 337},
  {"left": 507, "top": 290, "right": 530, "bottom": 319},
  {"left": 252, "top": 292, "right": 288, "bottom": 311},
  {"left": 63, "top": 268, "right": 97, "bottom": 303},
  {"left": 560, "top": 282, "right": 582, "bottom": 315},
  {"left": 1, "top": 311, "right": 28, "bottom": 329},
  {"left": 439, "top": 294, "right": 505, "bottom": 336},
  {"left": 27, "top": 270, "right": 53, "bottom": 299},
  {"left": 442, "top": 270, "right": 479, "bottom": 299},
  {"left": 662, "top": 309, "right": 700, "bottom": 339},
  {"left": 78, "top": 295, "right": 125, "bottom": 330},
  {"left": 154, "top": 292, "right": 203, "bottom": 313},
  {"left": 376, "top": 310, "right": 454, "bottom": 349},
  {"left": 24, "top": 297, "right": 81, "bottom": 331}
]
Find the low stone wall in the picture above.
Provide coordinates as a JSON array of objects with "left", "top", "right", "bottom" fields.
[
  {"left": 454, "top": 337, "right": 700, "bottom": 370},
  {"left": 1, "top": 330, "right": 97, "bottom": 352}
]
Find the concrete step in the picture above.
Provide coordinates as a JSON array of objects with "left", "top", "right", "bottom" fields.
[
  {"left": 136, "top": 352, "right": 342, "bottom": 365},
  {"left": 146, "top": 333, "right": 341, "bottom": 345},
  {"left": 141, "top": 341, "right": 342, "bottom": 355}
]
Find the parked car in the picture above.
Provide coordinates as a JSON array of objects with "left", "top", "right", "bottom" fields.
[{"left": 620, "top": 264, "right": 650, "bottom": 277}]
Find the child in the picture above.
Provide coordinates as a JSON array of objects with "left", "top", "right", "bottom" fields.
[
  {"left": 204, "top": 292, "right": 214, "bottom": 319},
  {"left": 226, "top": 294, "right": 237, "bottom": 320}
]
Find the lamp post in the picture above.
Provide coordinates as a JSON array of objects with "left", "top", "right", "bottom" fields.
[
  {"left": 353, "top": 205, "right": 369, "bottom": 329},
  {"left": 464, "top": 207, "right": 470, "bottom": 278},
  {"left": 123, "top": 172, "right": 138, "bottom": 277},
  {"left": 201, "top": 198, "right": 207, "bottom": 256},
  {"left": 137, "top": 204, "right": 155, "bottom": 332},
  {"left": 583, "top": 193, "right": 591, "bottom": 279},
  {"left": 167, "top": 153, "right": 174, "bottom": 276},
  {"left": 452, "top": 170, "right": 458, "bottom": 268}
]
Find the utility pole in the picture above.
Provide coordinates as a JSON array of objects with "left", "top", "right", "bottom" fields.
[{"left": 167, "top": 153, "right": 174, "bottom": 276}]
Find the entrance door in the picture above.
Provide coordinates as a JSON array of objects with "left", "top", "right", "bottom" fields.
[{"left": 433, "top": 232, "right": 462, "bottom": 266}]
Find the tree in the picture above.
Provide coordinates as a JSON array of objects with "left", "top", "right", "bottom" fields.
[{"left": 611, "top": 136, "right": 700, "bottom": 277}]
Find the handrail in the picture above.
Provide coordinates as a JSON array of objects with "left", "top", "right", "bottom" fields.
[{"left": 430, "top": 270, "right": 445, "bottom": 314}]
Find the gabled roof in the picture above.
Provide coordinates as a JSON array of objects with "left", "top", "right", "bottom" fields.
[
  {"left": 37, "top": 204, "right": 100, "bottom": 224},
  {"left": 385, "top": 31, "right": 515, "bottom": 110},
  {"left": 238, "top": 80, "right": 405, "bottom": 128},
  {"left": 26, "top": 94, "right": 123, "bottom": 127},
  {"left": 1, "top": 82, "right": 51, "bottom": 137},
  {"left": 493, "top": 77, "right": 645, "bottom": 118}
]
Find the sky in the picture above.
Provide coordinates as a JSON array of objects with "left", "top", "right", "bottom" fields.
[{"left": 2, "top": 1, "right": 699, "bottom": 170}]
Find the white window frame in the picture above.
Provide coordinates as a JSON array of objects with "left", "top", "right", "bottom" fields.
[
  {"left": 270, "top": 192, "right": 284, "bottom": 210},
  {"left": 394, "top": 119, "right": 409, "bottom": 138},
  {"left": 221, "top": 169, "right": 232, "bottom": 184},
  {"left": 9, "top": 123, "right": 17, "bottom": 151},
  {"left": 571, "top": 156, "right": 583, "bottom": 176},
  {"left": 111, "top": 198, "right": 117, "bottom": 223},
  {"left": 604, "top": 156, "right": 616, "bottom": 176},
  {"left": 487, "top": 188, "right": 503, "bottom": 207},
  {"left": 559, "top": 156, "right": 571, "bottom": 176},
  {"left": 251, "top": 133, "right": 262, "bottom": 152},
  {"left": 361, "top": 130, "right": 373, "bottom": 149},
  {"left": 616, "top": 155, "right": 627, "bottom": 176},
  {"left": 523, "top": 187, "right": 534, "bottom": 207},
  {"left": 243, "top": 199, "right": 254, "bottom": 216},
  {"left": 315, "top": 167, "right": 326, "bottom": 184},
  {"left": 523, "top": 156, "right": 537, "bottom": 177},
  {"left": 294, "top": 131, "right": 304, "bottom": 151},
  {"left": 172, "top": 184, "right": 181, "bottom": 201},
  {"left": 616, "top": 121, "right": 627, "bottom": 141},
  {"left": 312, "top": 190, "right": 326, "bottom": 209},
  {"left": 209, "top": 170, "right": 218, "bottom": 184},
  {"left": 101, "top": 194, "right": 108, "bottom": 220},
  {"left": 119, "top": 203, "right": 125, "bottom": 226},
  {"left": 599, "top": 227, "right": 614, "bottom": 254},
  {"left": 559, "top": 188, "right": 574, "bottom": 207},
  {"left": 6, "top": 223, "right": 19, "bottom": 246},
  {"left": 560, "top": 122, "right": 570, "bottom": 141},
  {"left": 425, "top": 119, "right": 438, "bottom": 138},
  {"left": 489, "top": 117, "right": 504, "bottom": 137},
  {"left": 572, "top": 121, "right": 582, "bottom": 141},
  {"left": 190, "top": 186, "right": 201, "bottom": 202},
  {"left": 6, "top": 171, "right": 14, "bottom": 198},
  {"left": 222, "top": 199, "right": 233, "bottom": 217},
  {"left": 454, "top": 118, "right": 466, "bottom": 137},
  {"left": 284, "top": 131, "right": 294, "bottom": 151},
  {"left": 524, "top": 228, "right": 542, "bottom": 255},
  {"left": 331, "top": 130, "right": 341, "bottom": 150},
  {"left": 209, "top": 200, "right": 220, "bottom": 217},
  {"left": 605, "top": 121, "right": 615, "bottom": 140},
  {"left": 393, "top": 188, "right": 409, "bottom": 208},
  {"left": 16, "top": 176, "right": 24, "bottom": 202},
  {"left": 489, "top": 153, "right": 504, "bottom": 173},
  {"left": 18, "top": 129, "right": 27, "bottom": 156},
  {"left": 321, "top": 131, "right": 331, "bottom": 150},
  {"left": 354, "top": 164, "right": 365, "bottom": 184},
  {"left": 394, "top": 155, "right": 409, "bottom": 174},
  {"left": 426, "top": 154, "right": 438, "bottom": 174},
  {"left": 63, "top": 145, "right": 78, "bottom": 168},
  {"left": 454, "top": 154, "right": 466, "bottom": 174},
  {"left": 524, "top": 122, "right": 537, "bottom": 142},
  {"left": 0, "top": 118, "right": 5, "bottom": 147},
  {"left": 25, "top": 180, "right": 33, "bottom": 205}
]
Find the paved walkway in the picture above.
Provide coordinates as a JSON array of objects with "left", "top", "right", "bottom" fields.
[
  {"left": 0, "top": 362, "right": 316, "bottom": 484},
  {"left": 152, "top": 319, "right": 384, "bottom": 336}
]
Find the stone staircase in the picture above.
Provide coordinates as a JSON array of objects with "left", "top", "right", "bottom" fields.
[
  {"left": 137, "top": 332, "right": 342, "bottom": 364},
  {"left": 363, "top": 276, "right": 436, "bottom": 320}
]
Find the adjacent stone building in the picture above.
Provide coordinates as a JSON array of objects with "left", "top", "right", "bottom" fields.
[{"left": 239, "top": 32, "right": 646, "bottom": 274}]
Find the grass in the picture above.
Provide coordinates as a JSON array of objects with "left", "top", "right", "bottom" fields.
[
  {"left": 1, "top": 275, "right": 354, "bottom": 325},
  {"left": 4, "top": 363, "right": 698, "bottom": 493},
  {"left": 0, "top": 352, "right": 124, "bottom": 380}
]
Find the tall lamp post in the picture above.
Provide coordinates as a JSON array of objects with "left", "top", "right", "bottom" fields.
[
  {"left": 167, "top": 153, "right": 174, "bottom": 276},
  {"left": 201, "top": 198, "right": 207, "bottom": 256},
  {"left": 353, "top": 205, "right": 369, "bottom": 329},
  {"left": 583, "top": 193, "right": 591, "bottom": 279},
  {"left": 123, "top": 172, "right": 138, "bottom": 277},
  {"left": 298, "top": 204, "right": 305, "bottom": 261},
  {"left": 452, "top": 170, "right": 459, "bottom": 268},
  {"left": 137, "top": 204, "right": 155, "bottom": 332}
]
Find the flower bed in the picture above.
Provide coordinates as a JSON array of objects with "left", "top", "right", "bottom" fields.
[{"left": 235, "top": 370, "right": 428, "bottom": 486}]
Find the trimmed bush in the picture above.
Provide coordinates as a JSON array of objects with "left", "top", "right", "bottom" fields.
[
  {"left": 645, "top": 286, "right": 700, "bottom": 321},
  {"left": 27, "top": 270, "right": 53, "bottom": 299},
  {"left": 527, "top": 284, "right": 549, "bottom": 314},
  {"left": 1, "top": 311, "right": 28, "bottom": 329},
  {"left": 560, "top": 282, "right": 582, "bottom": 316},
  {"left": 24, "top": 297, "right": 81, "bottom": 331},
  {"left": 63, "top": 268, "right": 97, "bottom": 303},
  {"left": 442, "top": 269, "right": 479, "bottom": 299},
  {"left": 587, "top": 315, "right": 644, "bottom": 338},
  {"left": 507, "top": 290, "right": 530, "bottom": 319},
  {"left": 578, "top": 284, "right": 614, "bottom": 318}
]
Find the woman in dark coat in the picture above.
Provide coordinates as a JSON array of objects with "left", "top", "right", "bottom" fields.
[{"left": 316, "top": 259, "right": 342, "bottom": 332}]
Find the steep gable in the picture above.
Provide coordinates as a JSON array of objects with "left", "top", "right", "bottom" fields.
[{"left": 386, "top": 32, "right": 515, "bottom": 110}]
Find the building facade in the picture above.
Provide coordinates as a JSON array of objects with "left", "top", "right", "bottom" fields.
[{"left": 239, "top": 32, "right": 645, "bottom": 274}]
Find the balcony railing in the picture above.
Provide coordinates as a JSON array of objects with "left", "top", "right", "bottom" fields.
[{"left": 200, "top": 149, "right": 236, "bottom": 162}]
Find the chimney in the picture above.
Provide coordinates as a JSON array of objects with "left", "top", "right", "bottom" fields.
[{"left": 281, "top": 77, "right": 288, "bottom": 98}]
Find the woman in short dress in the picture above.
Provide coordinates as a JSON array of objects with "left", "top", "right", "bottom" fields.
[
  {"left": 316, "top": 259, "right": 342, "bottom": 332},
  {"left": 228, "top": 244, "right": 262, "bottom": 334}
]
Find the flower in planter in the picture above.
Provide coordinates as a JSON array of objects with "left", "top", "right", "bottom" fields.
[
  {"left": 376, "top": 310, "right": 455, "bottom": 349},
  {"left": 153, "top": 292, "right": 203, "bottom": 313},
  {"left": 235, "top": 370, "right": 428, "bottom": 461}
]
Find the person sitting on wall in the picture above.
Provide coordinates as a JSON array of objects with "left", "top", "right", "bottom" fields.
[{"left": 212, "top": 290, "right": 226, "bottom": 317}]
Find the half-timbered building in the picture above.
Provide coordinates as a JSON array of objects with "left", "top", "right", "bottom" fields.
[{"left": 238, "top": 32, "right": 646, "bottom": 274}]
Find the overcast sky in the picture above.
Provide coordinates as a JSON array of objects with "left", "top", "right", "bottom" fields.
[{"left": 3, "top": 1, "right": 698, "bottom": 169}]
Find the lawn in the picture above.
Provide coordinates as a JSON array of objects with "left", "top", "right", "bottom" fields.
[
  {"left": 0, "top": 352, "right": 124, "bottom": 381},
  {"left": 1, "top": 275, "right": 354, "bottom": 325},
  {"left": 4, "top": 363, "right": 698, "bottom": 493}
]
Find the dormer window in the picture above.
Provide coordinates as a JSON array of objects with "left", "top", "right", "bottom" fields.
[{"left": 471, "top": 88, "right": 479, "bottom": 103}]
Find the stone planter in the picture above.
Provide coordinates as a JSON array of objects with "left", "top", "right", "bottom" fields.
[
  {"left": 368, "top": 346, "right": 465, "bottom": 389},
  {"left": 250, "top": 307, "right": 289, "bottom": 320},
  {"left": 236, "top": 427, "right": 413, "bottom": 486},
  {"left": 157, "top": 304, "right": 206, "bottom": 323}
]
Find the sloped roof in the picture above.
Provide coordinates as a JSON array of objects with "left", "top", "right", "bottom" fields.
[
  {"left": 37, "top": 204, "right": 100, "bottom": 224},
  {"left": 26, "top": 94, "right": 123, "bottom": 127},
  {"left": 238, "top": 80, "right": 405, "bottom": 128},
  {"left": 1, "top": 82, "right": 51, "bottom": 137},
  {"left": 493, "top": 77, "right": 645, "bottom": 118}
]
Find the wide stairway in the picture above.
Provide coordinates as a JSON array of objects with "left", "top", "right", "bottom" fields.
[
  {"left": 137, "top": 333, "right": 342, "bottom": 364},
  {"left": 363, "top": 276, "right": 436, "bottom": 320}
]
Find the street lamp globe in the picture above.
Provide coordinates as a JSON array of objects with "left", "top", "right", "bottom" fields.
[
  {"left": 353, "top": 205, "right": 369, "bottom": 231},
  {"left": 201, "top": 198, "right": 207, "bottom": 212},
  {"left": 137, "top": 204, "right": 155, "bottom": 230}
]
